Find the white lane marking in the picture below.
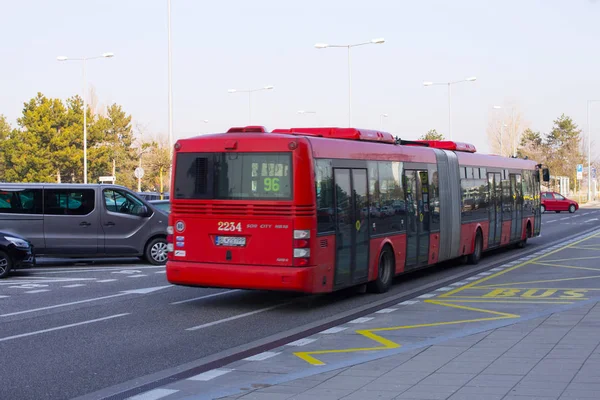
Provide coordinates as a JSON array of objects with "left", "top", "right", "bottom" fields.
[
  {"left": 155, "top": 271, "right": 166, "bottom": 274},
  {"left": 186, "top": 303, "right": 289, "bottom": 331},
  {"left": 417, "top": 293, "right": 437, "bottom": 298},
  {"left": 25, "top": 289, "right": 50, "bottom": 294},
  {"left": 559, "top": 217, "right": 570, "bottom": 221},
  {"left": 188, "top": 369, "right": 233, "bottom": 381},
  {"left": 435, "top": 287, "right": 453, "bottom": 292},
  {"left": 545, "top": 220, "right": 557, "bottom": 223},
  {"left": 9, "top": 284, "right": 49, "bottom": 289},
  {"left": 465, "top": 277, "right": 479, "bottom": 281},
  {"left": 320, "top": 327, "right": 347, "bottom": 334},
  {"left": 0, "top": 295, "right": 9, "bottom": 299},
  {"left": 62, "top": 284, "right": 86, "bottom": 288},
  {"left": 112, "top": 270, "right": 142, "bottom": 274},
  {"left": 399, "top": 300, "right": 419, "bottom": 305},
  {"left": 28, "top": 266, "right": 163, "bottom": 274},
  {"left": 172, "top": 290, "right": 238, "bottom": 305},
  {"left": 127, "top": 388, "right": 179, "bottom": 400},
  {"left": 450, "top": 281, "right": 469, "bottom": 286},
  {"left": 478, "top": 272, "right": 492, "bottom": 276},
  {"left": 0, "top": 313, "right": 129, "bottom": 342},
  {"left": 97, "top": 279, "right": 117, "bottom": 283},
  {"left": 490, "top": 268, "right": 504, "bottom": 271},
  {"left": 243, "top": 351, "right": 280, "bottom": 361},
  {"left": 376, "top": 308, "right": 398, "bottom": 313},
  {"left": 585, "top": 218, "right": 599, "bottom": 223},
  {"left": 0, "top": 286, "right": 171, "bottom": 317},
  {"left": 287, "top": 338, "right": 317, "bottom": 346},
  {"left": 349, "top": 317, "right": 374, "bottom": 324},
  {"left": 127, "top": 275, "right": 148, "bottom": 278}
]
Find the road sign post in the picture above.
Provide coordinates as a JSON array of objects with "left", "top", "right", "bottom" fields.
[
  {"left": 577, "top": 164, "right": 583, "bottom": 180},
  {"left": 135, "top": 167, "right": 145, "bottom": 192}
]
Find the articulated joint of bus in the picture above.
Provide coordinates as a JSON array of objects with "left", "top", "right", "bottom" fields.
[{"left": 293, "top": 230, "right": 310, "bottom": 267}]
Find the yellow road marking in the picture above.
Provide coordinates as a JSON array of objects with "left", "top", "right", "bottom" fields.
[
  {"left": 469, "top": 287, "right": 600, "bottom": 291},
  {"left": 544, "top": 256, "right": 600, "bottom": 263},
  {"left": 431, "top": 299, "right": 573, "bottom": 304},
  {"left": 293, "top": 300, "right": 518, "bottom": 366},
  {"left": 465, "top": 275, "right": 600, "bottom": 288},
  {"left": 531, "top": 262, "right": 600, "bottom": 272},
  {"left": 440, "top": 232, "right": 600, "bottom": 298}
]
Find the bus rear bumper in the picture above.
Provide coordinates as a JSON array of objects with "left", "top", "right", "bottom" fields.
[{"left": 166, "top": 261, "right": 320, "bottom": 293}]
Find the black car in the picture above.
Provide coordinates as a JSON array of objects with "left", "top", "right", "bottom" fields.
[{"left": 0, "top": 231, "right": 35, "bottom": 278}]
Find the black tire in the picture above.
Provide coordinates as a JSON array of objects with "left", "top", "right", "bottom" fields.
[
  {"left": 145, "top": 237, "right": 168, "bottom": 265},
  {"left": 0, "top": 250, "right": 13, "bottom": 279},
  {"left": 367, "top": 246, "right": 394, "bottom": 294},
  {"left": 555, "top": 211, "right": 560, "bottom": 213},
  {"left": 540, "top": 205, "right": 546, "bottom": 213},
  {"left": 467, "top": 231, "right": 483, "bottom": 265},
  {"left": 569, "top": 204, "right": 576, "bottom": 213},
  {"left": 517, "top": 224, "right": 531, "bottom": 249}
]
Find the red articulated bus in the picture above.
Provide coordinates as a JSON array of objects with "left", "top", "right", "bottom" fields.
[{"left": 166, "top": 126, "right": 549, "bottom": 294}]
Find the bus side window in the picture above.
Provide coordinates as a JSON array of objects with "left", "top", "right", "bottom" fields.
[{"left": 315, "top": 159, "right": 334, "bottom": 233}]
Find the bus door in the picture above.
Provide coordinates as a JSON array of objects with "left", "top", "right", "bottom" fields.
[
  {"left": 333, "top": 168, "right": 370, "bottom": 288},
  {"left": 510, "top": 174, "right": 522, "bottom": 242},
  {"left": 404, "top": 170, "right": 430, "bottom": 269},
  {"left": 487, "top": 172, "right": 503, "bottom": 247}
]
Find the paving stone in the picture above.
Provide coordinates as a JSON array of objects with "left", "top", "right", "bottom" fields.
[
  {"left": 450, "top": 385, "right": 512, "bottom": 396},
  {"left": 237, "top": 393, "right": 294, "bottom": 400},
  {"left": 436, "top": 361, "right": 491, "bottom": 374},
  {"left": 418, "top": 373, "right": 476, "bottom": 387},
  {"left": 465, "top": 373, "right": 524, "bottom": 387},
  {"left": 313, "top": 376, "right": 375, "bottom": 390},
  {"left": 393, "top": 385, "right": 460, "bottom": 400},
  {"left": 298, "top": 387, "right": 354, "bottom": 398},
  {"left": 341, "top": 390, "right": 402, "bottom": 400}
]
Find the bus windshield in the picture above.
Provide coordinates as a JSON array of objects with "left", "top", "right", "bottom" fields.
[{"left": 174, "top": 152, "right": 292, "bottom": 200}]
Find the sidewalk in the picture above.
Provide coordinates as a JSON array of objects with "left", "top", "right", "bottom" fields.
[
  {"left": 220, "top": 301, "right": 600, "bottom": 400},
  {"left": 127, "top": 229, "right": 600, "bottom": 400}
]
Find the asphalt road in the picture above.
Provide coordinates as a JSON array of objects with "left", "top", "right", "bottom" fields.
[{"left": 1, "top": 209, "right": 599, "bottom": 400}]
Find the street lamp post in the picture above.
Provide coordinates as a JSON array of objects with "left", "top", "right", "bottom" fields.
[
  {"left": 423, "top": 77, "right": 476, "bottom": 140},
  {"left": 167, "top": 0, "right": 173, "bottom": 155},
  {"left": 380, "top": 113, "right": 388, "bottom": 130},
  {"left": 315, "top": 38, "right": 385, "bottom": 127},
  {"left": 587, "top": 100, "right": 600, "bottom": 201},
  {"left": 57, "top": 52, "right": 114, "bottom": 184},
  {"left": 228, "top": 86, "right": 274, "bottom": 124}
]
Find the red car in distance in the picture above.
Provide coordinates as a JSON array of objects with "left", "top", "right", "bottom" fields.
[{"left": 541, "top": 191, "right": 579, "bottom": 213}]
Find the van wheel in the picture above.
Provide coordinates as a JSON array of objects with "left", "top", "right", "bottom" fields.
[
  {"left": 467, "top": 231, "right": 483, "bottom": 265},
  {"left": 145, "top": 237, "right": 168, "bottom": 265},
  {"left": 0, "top": 250, "right": 13, "bottom": 279},
  {"left": 367, "top": 246, "right": 394, "bottom": 294}
]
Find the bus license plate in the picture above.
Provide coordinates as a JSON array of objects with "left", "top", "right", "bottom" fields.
[{"left": 215, "top": 236, "right": 246, "bottom": 247}]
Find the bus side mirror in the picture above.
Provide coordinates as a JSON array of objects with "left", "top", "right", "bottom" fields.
[{"left": 542, "top": 168, "right": 550, "bottom": 182}]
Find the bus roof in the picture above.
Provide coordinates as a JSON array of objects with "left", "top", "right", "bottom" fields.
[{"left": 177, "top": 126, "right": 540, "bottom": 170}]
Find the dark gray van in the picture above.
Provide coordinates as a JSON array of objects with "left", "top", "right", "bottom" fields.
[{"left": 0, "top": 183, "right": 168, "bottom": 265}]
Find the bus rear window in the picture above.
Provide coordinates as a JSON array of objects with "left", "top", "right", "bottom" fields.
[{"left": 174, "top": 152, "right": 292, "bottom": 200}]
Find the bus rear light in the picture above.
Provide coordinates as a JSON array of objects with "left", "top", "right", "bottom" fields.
[
  {"left": 293, "top": 257, "right": 309, "bottom": 267},
  {"left": 293, "top": 230, "right": 310, "bottom": 239},
  {"left": 167, "top": 226, "right": 174, "bottom": 235},
  {"left": 167, "top": 243, "right": 174, "bottom": 252},
  {"left": 294, "top": 239, "right": 309, "bottom": 248},
  {"left": 294, "top": 248, "right": 310, "bottom": 258}
]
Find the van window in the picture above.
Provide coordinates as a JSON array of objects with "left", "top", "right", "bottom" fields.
[
  {"left": 104, "top": 189, "right": 146, "bottom": 215},
  {"left": 44, "top": 189, "right": 95, "bottom": 215},
  {"left": 0, "top": 189, "right": 43, "bottom": 214}
]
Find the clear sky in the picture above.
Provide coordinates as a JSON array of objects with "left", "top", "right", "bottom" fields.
[{"left": 2, "top": 0, "right": 600, "bottom": 154}]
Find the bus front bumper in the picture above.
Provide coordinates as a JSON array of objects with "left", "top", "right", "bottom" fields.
[{"left": 166, "top": 261, "right": 323, "bottom": 293}]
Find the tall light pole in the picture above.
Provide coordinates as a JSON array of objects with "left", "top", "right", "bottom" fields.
[
  {"left": 587, "top": 100, "right": 600, "bottom": 201},
  {"left": 315, "top": 38, "right": 385, "bottom": 127},
  {"left": 228, "top": 86, "right": 274, "bottom": 124},
  {"left": 423, "top": 77, "right": 476, "bottom": 140},
  {"left": 57, "top": 52, "right": 114, "bottom": 184},
  {"left": 167, "top": 0, "right": 173, "bottom": 156},
  {"left": 492, "top": 105, "right": 504, "bottom": 155},
  {"left": 380, "top": 113, "right": 388, "bottom": 130}
]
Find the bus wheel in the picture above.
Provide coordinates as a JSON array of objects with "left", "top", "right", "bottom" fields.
[
  {"left": 467, "top": 231, "right": 483, "bottom": 265},
  {"left": 367, "top": 246, "right": 394, "bottom": 294},
  {"left": 517, "top": 224, "right": 531, "bottom": 249}
]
